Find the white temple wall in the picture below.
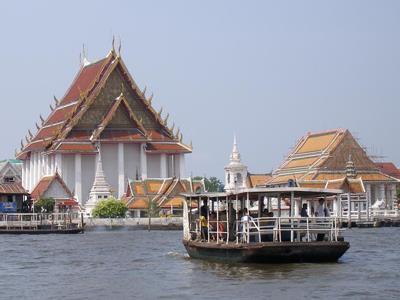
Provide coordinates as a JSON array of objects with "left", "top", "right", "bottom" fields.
[
  {"left": 124, "top": 144, "right": 141, "bottom": 181},
  {"left": 82, "top": 154, "right": 96, "bottom": 205},
  {"left": 167, "top": 155, "right": 174, "bottom": 177},
  {"left": 101, "top": 144, "right": 118, "bottom": 197},
  {"left": 147, "top": 154, "right": 161, "bottom": 178},
  {"left": 174, "top": 154, "right": 181, "bottom": 177},
  {"left": 61, "top": 154, "right": 75, "bottom": 195}
]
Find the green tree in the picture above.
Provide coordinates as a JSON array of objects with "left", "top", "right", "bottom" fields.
[
  {"left": 92, "top": 197, "right": 128, "bottom": 218},
  {"left": 34, "top": 198, "right": 55, "bottom": 213},
  {"left": 193, "top": 176, "right": 224, "bottom": 192}
]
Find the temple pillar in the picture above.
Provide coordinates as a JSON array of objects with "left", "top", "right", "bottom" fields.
[
  {"left": 160, "top": 153, "right": 167, "bottom": 178},
  {"left": 140, "top": 143, "right": 147, "bottom": 180},
  {"left": 75, "top": 154, "right": 82, "bottom": 205},
  {"left": 118, "top": 143, "right": 125, "bottom": 199},
  {"left": 21, "top": 160, "right": 26, "bottom": 189},
  {"left": 366, "top": 183, "right": 371, "bottom": 219},
  {"left": 179, "top": 153, "right": 186, "bottom": 178},
  {"left": 33, "top": 152, "right": 38, "bottom": 188},
  {"left": 29, "top": 156, "right": 33, "bottom": 191},
  {"left": 379, "top": 183, "right": 385, "bottom": 202},
  {"left": 55, "top": 153, "right": 62, "bottom": 175}
]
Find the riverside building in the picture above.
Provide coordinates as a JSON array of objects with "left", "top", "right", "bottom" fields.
[{"left": 17, "top": 47, "right": 192, "bottom": 213}]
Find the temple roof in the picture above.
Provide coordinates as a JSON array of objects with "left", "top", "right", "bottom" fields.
[
  {"left": 17, "top": 50, "right": 192, "bottom": 159},
  {"left": 375, "top": 162, "right": 400, "bottom": 179},
  {"left": 30, "top": 172, "right": 73, "bottom": 201},
  {"left": 267, "top": 129, "right": 400, "bottom": 186},
  {"left": 123, "top": 177, "right": 204, "bottom": 209}
]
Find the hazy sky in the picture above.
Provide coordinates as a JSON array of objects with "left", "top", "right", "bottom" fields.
[{"left": 0, "top": 1, "right": 399, "bottom": 179}]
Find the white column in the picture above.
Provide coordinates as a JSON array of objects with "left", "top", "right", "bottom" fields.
[
  {"left": 118, "top": 143, "right": 125, "bottom": 199},
  {"left": 160, "top": 153, "right": 167, "bottom": 178},
  {"left": 33, "top": 152, "right": 38, "bottom": 188},
  {"left": 55, "top": 153, "right": 62, "bottom": 175},
  {"left": 29, "top": 157, "right": 33, "bottom": 191},
  {"left": 75, "top": 154, "right": 82, "bottom": 205},
  {"left": 21, "top": 160, "right": 26, "bottom": 189},
  {"left": 45, "top": 155, "right": 50, "bottom": 175},
  {"left": 379, "top": 183, "right": 385, "bottom": 203},
  {"left": 140, "top": 143, "right": 147, "bottom": 180},
  {"left": 179, "top": 153, "right": 186, "bottom": 178}
]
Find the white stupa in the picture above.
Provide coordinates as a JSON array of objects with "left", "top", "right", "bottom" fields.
[
  {"left": 85, "top": 151, "right": 112, "bottom": 216},
  {"left": 224, "top": 135, "right": 248, "bottom": 192}
]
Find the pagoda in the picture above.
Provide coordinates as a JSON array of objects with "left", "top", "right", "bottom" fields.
[{"left": 17, "top": 46, "right": 192, "bottom": 206}]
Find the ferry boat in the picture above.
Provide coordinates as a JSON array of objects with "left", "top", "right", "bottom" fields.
[
  {"left": 0, "top": 212, "right": 84, "bottom": 234},
  {"left": 182, "top": 187, "right": 350, "bottom": 263}
]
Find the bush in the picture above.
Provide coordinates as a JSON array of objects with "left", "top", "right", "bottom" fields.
[
  {"left": 34, "top": 198, "right": 55, "bottom": 213},
  {"left": 92, "top": 197, "right": 128, "bottom": 218}
]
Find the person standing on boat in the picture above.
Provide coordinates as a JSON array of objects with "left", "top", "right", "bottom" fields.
[
  {"left": 241, "top": 208, "right": 252, "bottom": 243},
  {"left": 300, "top": 204, "right": 309, "bottom": 218},
  {"left": 315, "top": 198, "right": 329, "bottom": 241}
]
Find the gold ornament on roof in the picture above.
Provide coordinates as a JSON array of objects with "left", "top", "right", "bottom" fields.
[
  {"left": 164, "top": 113, "right": 169, "bottom": 125},
  {"left": 35, "top": 122, "right": 40, "bottom": 130},
  {"left": 49, "top": 104, "right": 54, "bottom": 111},
  {"left": 147, "top": 93, "right": 153, "bottom": 106},
  {"left": 40, "top": 115, "right": 45, "bottom": 124},
  {"left": 53, "top": 96, "right": 59, "bottom": 106}
]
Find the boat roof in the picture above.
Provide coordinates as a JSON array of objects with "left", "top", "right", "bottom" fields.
[{"left": 181, "top": 187, "right": 343, "bottom": 199}]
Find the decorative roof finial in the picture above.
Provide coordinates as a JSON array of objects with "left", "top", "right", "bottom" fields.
[
  {"left": 49, "top": 104, "right": 54, "bottom": 111},
  {"left": 20, "top": 139, "right": 24, "bottom": 149},
  {"left": 147, "top": 93, "right": 153, "bottom": 105},
  {"left": 39, "top": 114, "right": 45, "bottom": 124},
  {"left": 25, "top": 135, "right": 30, "bottom": 143},
  {"left": 189, "top": 140, "right": 193, "bottom": 149},
  {"left": 82, "top": 44, "right": 90, "bottom": 66},
  {"left": 142, "top": 86, "right": 147, "bottom": 97},
  {"left": 35, "top": 122, "right": 40, "bottom": 130},
  {"left": 170, "top": 122, "right": 175, "bottom": 133},
  {"left": 164, "top": 113, "right": 169, "bottom": 125},
  {"left": 112, "top": 35, "right": 116, "bottom": 52},
  {"left": 53, "top": 96, "right": 59, "bottom": 106},
  {"left": 158, "top": 107, "right": 163, "bottom": 117},
  {"left": 118, "top": 36, "right": 122, "bottom": 56},
  {"left": 28, "top": 130, "right": 33, "bottom": 138}
]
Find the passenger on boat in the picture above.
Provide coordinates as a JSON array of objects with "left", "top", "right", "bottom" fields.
[
  {"left": 240, "top": 208, "right": 253, "bottom": 243},
  {"left": 300, "top": 204, "right": 309, "bottom": 218},
  {"left": 315, "top": 198, "right": 329, "bottom": 241},
  {"left": 200, "top": 200, "right": 208, "bottom": 218},
  {"left": 199, "top": 215, "right": 208, "bottom": 240}
]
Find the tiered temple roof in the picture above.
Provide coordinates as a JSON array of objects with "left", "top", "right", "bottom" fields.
[
  {"left": 267, "top": 129, "right": 399, "bottom": 186},
  {"left": 17, "top": 50, "right": 191, "bottom": 159},
  {"left": 123, "top": 177, "right": 205, "bottom": 210}
]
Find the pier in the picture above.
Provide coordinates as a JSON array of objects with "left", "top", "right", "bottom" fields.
[{"left": 0, "top": 213, "right": 84, "bottom": 234}]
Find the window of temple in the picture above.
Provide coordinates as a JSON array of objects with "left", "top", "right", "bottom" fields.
[
  {"left": 236, "top": 173, "right": 243, "bottom": 185},
  {"left": 4, "top": 176, "right": 15, "bottom": 183}
]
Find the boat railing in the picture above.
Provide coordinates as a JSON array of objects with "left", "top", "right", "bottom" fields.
[
  {"left": 237, "top": 216, "right": 343, "bottom": 244},
  {"left": 189, "top": 216, "right": 343, "bottom": 244},
  {"left": 0, "top": 213, "right": 84, "bottom": 230}
]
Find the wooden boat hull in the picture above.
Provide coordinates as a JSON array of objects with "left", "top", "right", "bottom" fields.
[{"left": 183, "top": 240, "right": 350, "bottom": 263}]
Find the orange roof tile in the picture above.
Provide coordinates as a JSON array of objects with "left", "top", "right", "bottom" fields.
[
  {"left": 0, "top": 182, "right": 28, "bottom": 195},
  {"left": 283, "top": 157, "right": 320, "bottom": 169}
]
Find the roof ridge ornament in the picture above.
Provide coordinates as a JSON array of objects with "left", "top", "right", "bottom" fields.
[
  {"left": 53, "top": 96, "right": 59, "bottom": 106},
  {"left": 39, "top": 115, "right": 45, "bottom": 124}
]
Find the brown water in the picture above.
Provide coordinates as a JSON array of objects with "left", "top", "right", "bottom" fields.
[{"left": 0, "top": 228, "right": 399, "bottom": 299}]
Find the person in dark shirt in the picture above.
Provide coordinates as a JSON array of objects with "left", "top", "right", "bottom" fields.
[{"left": 300, "top": 203, "right": 309, "bottom": 218}]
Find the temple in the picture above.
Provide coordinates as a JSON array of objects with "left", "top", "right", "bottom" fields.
[
  {"left": 267, "top": 129, "right": 400, "bottom": 209},
  {"left": 17, "top": 48, "right": 192, "bottom": 210},
  {"left": 224, "top": 136, "right": 271, "bottom": 192}
]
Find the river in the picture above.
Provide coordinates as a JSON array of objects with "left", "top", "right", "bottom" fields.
[{"left": 0, "top": 228, "right": 399, "bottom": 299}]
